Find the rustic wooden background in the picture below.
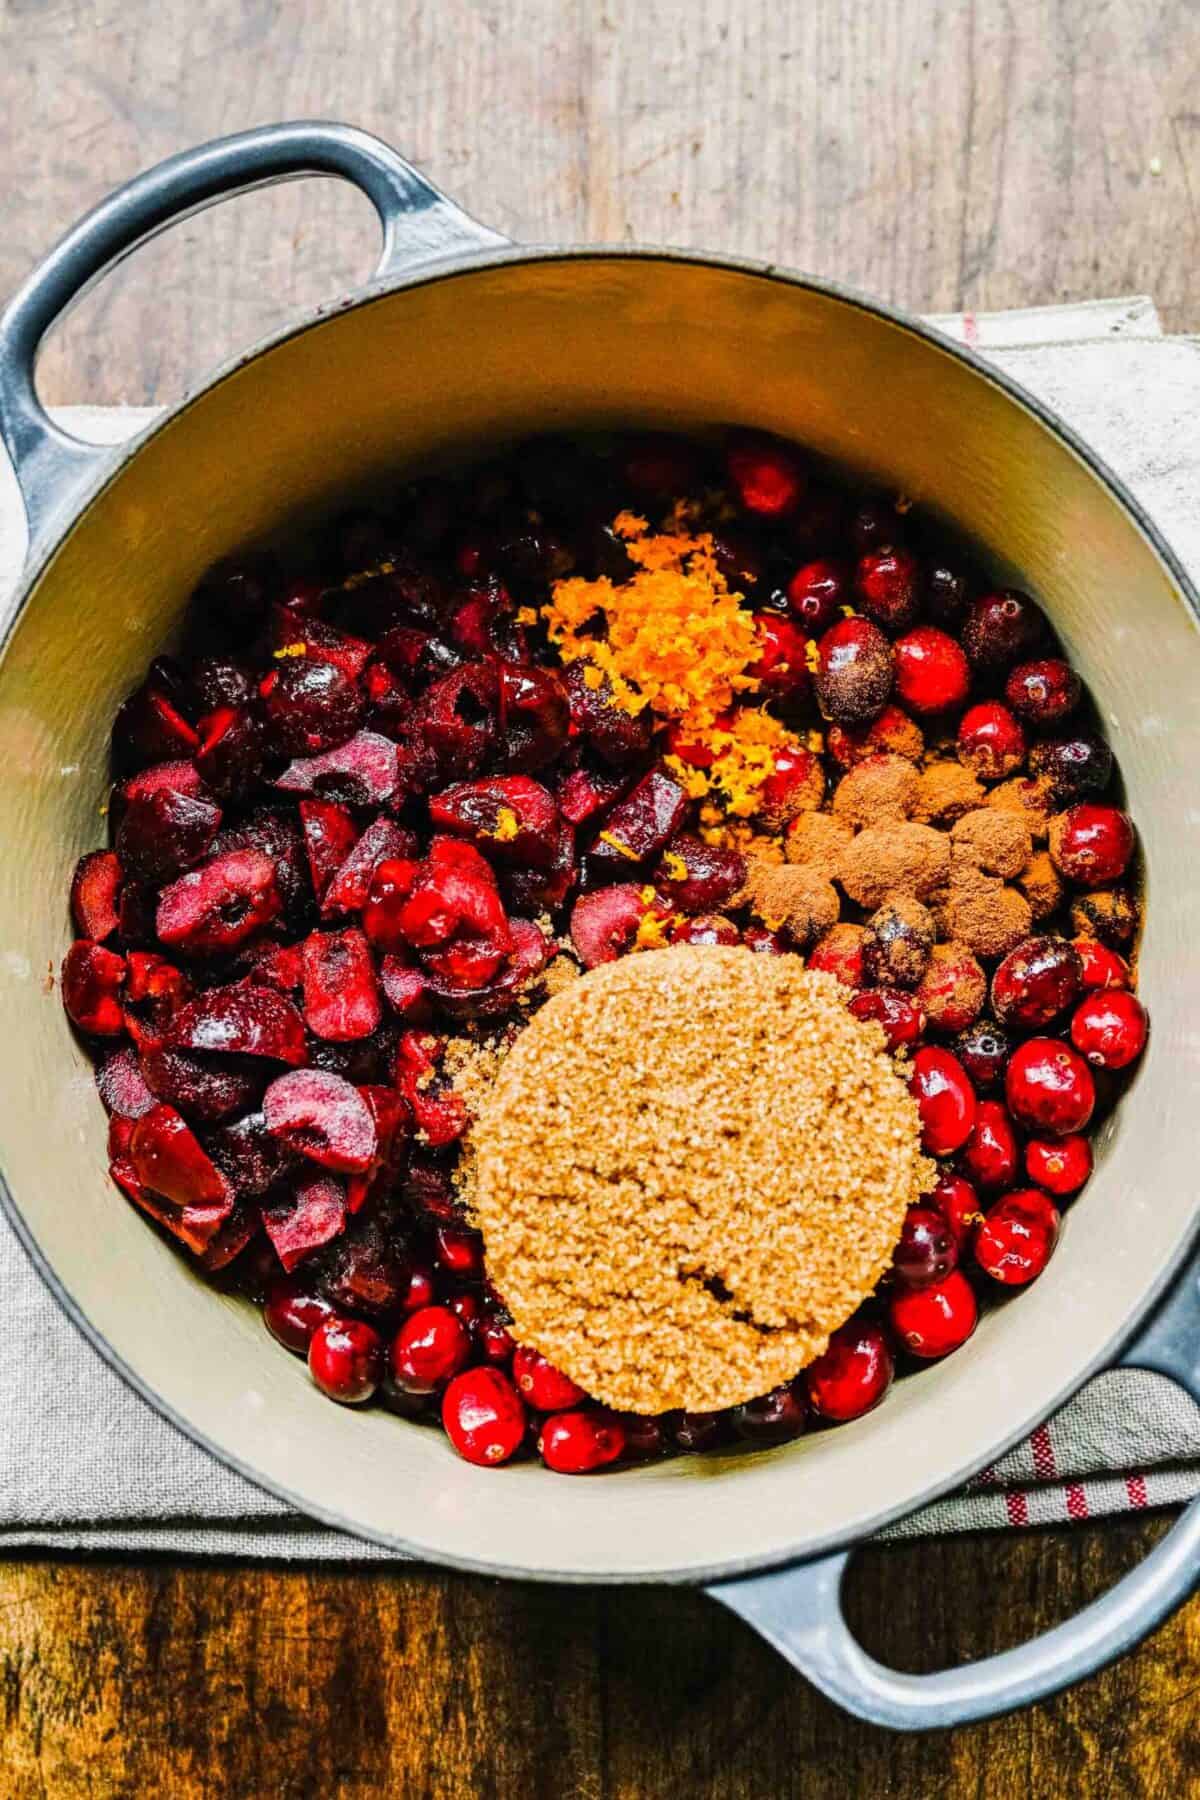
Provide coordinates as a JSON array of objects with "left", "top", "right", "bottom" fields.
[{"left": 2, "top": 0, "right": 1199, "bottom": 1793}]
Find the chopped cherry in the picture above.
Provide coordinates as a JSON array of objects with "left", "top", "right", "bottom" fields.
[
  {"left": 62, "top": 940, "right": 126, "bottom": 1035},
  {"left": 1069, "top": 989, "right": 1148, "bottom": 1070},
  {"left": 263, "top": 1069, "right": 378, "bottom": 1172},
  {"left": 70, "top": 850, "right": 123, "bottom": 942},
  {"left": 889, "top": 1270, "right": 978, "bottom": 1359},
  {"left": 805, "top": 1318, "right": 894, "bottom": 1419}
]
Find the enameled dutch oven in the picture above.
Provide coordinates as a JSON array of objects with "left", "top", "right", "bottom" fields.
[{"left": 1, "top": 123, "right": 1199, "bottom": 1732}]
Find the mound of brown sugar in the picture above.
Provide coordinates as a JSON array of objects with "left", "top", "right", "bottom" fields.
[{"left": 472, "top": 947, "right": 933, "bottom": 1414}]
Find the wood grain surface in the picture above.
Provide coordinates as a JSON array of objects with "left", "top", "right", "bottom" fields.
[{"left": 2, "top": 1, "right": 1199, "bottom": 1794}]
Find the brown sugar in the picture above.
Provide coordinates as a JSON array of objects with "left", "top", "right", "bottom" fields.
[
  {"left": 950, "top": 807, "right": 1032, "bottom": 879},
  {"left": 987, "top": 774, "right": 1055, "bottom": 842},
  {"left": 831, "top": 754, "right": 919, "bottom": 828},
  {"left": 912, "top": 760, "right": 985, "bottom": 825},
  {"left": 472, "top": 947, "right": 933, "bottom": 1414},
  {"left": 838, "top": 821, "right": 952, "bottom": 909},
  {"left": 737, "top": 857, "right": 840, "bottom": 944},
  {"left": 937, "top": 867, "right": 1033, "bottom": 959},
  {"left": 784, "top": 810, "right": 855, "bottom": 880},
  {"left": 1019, "top": 850, "right": 1065, "bottom": 921}
]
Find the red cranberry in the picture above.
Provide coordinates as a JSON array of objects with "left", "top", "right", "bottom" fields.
[
  {"left": 751, "top": 613, "right": 811, "bottom": 698},
  {"left": 929, "top": 1172, "right": 984, "bottom": 1247},
  {"left": 786, "top": 559, "right": 846, "bottom": 634},
  {"left": 1029, "top": 735, "right": 1114, "bottom": 805},
  {"left": 805, "top": 1318, "right": 894, "bottom": 1420},
  {"left": 809, "top": 924, "right": 867, "bottom": 990},
  {"left": 1074, "top": 939, "right": 1131, "bottom": 990},
  {"left": 725, "top": 431, "right": 805, "bottom": 517},
  {"left": 889, "top": 1271, "right": 978, "bottom": 1359},
  {"left": 446, "top": 1290, "right": 483, "bottom": 1332},
  {"left": 975, "top": 1190, "right": 1060, "bottom": 1286},
  {"left": 619, "top": 1414, "right": 669, "bottom": 1460},
  {"left": 826, "top": 703, "right": 924, "bottom": 769},
  {"left": 758, "top": 743, "right": 825, "bottom": 825},
  {"left": 1049, "top": 804, "right": 1134, "bottom": 887},
  {"left": 263, "top": 1278, "right": 336, "bottom": 1355},
  {"left": 926, "top": 565, "right": 970, "bottom": 627},
  {"left": 848, "top": 987, "right": 925, "bottom": 1050},
  {"left": 1025, "top": 1133, "right": 1092, "bottom": 1196},
  {"left": 390, "top": 1305, "right": 473, "bottom": 1394},
  {"left": 893, "top": 626, "right": 970, "bottom": 715},
  {"left": 742, "top": 923, "right": 790, "bottom": 955},
  {"left": 1006, "top": 658, "right": 1081, "bottom": 729},
  {"left": 398, "top": 1262, "right": 437, "bottom": 1313},
  {"left": 960, "top": 1100, "right": 1020, "bottom": 1191},
  {"left": 814, "top": 617, "right": 895, "bottom": 725},
  {"left": 952, "top": 1019, "right": 1013, "bottom": 1090},
  {"left": 956, "top": 702, "right": 1027, "bottom": 781},
  {"left": 892, "top": 1205, "right": 959, "bottom": 1288},
  {"left": 862, "top": 895, "right": 934, "bottom": 989},
  {"left": 539, "top": 1407, "right": 627, "bottom": 1474},
  {"left": 991, "top": 935, "right": 1083, "bottom": 1029},
  {"left": 914, "top": 942, "right": 986, "bottom": 1034},
  {"left": 962, "top": 590, "right": 1045, "bottom": 671},
  {"left": 909, "top": 1046, "right": 977, "bottom": 1155},
  {"left": 732, "top": 1382, "right": 808, "bottom": 1445},
  {"left": 1006, "top": 1037, "right": 1095, "bottom": 1136},
  {"left": 672, "top": 1410, "right": 727, "bottom": 1454},
  {"left": 433, "top": 1224, "right": 485, "bottom": 1281},
  {"left": 308, "top": 1317, "right": 383, "bottom": 1404},
  {"left": 855, "top": 547, "right": 920, "bottom": 632},
  {"left": 513, "top": 1346, "right": 588, "bottom": 1411},
  {"left": 654, "top": 834, "right": 747, "bottom": 913},
  {"left": 477, "top": 1311, "right": 516, "bottom": 1365},
  {"left": 442, "top": 1367, "right": 527, "bottom": 1466},
  {"left": 671, "top": 913, "right": 741, "bottom": 947},
  {"left": 1070, "top": 989, "right": 1148, "bottom": 1070}
]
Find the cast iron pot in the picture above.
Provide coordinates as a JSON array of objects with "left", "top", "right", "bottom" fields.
[{"left": 1, "top": 122, "right": 1198, "bottom": 1732}]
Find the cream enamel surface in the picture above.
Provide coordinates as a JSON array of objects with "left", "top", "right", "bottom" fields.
[{"left": 0, "top": 254, "right": 1196, "bottom": 1580}]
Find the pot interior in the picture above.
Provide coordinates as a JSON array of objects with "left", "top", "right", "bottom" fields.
[{"left": 0, "top": 253, "right": 1197, "bottom": 1581}]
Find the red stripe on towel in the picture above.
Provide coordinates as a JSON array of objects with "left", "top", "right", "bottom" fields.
[
  {"left": 1066, "top": 1483, "right": 1089, "bottom": 1519},
  {"left": 1031, "top": 1425, "right": 1056, "bottom": 1480},
  {"left": 1126, "top": 1474, "right": 1148, "bottom": 1510},
  {"left": 1005, "top": 1490, "right": 1029, "bottom": 1527},
  {"left": 962, "top": 310, "right": 979, "bottom": 348}
]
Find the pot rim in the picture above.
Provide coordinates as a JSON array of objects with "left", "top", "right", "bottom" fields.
[{"left": 3, "top": 240, "right": 1197, "bottom": 1585}]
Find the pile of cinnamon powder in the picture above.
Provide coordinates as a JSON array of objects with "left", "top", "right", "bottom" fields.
[{"left": 472, "top": 946, "right": 933, "bottom": 1415}]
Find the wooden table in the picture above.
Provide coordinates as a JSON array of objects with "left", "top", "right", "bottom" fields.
[{"left": 2, "top": 3, "right": 1198, "bottom": 1792}]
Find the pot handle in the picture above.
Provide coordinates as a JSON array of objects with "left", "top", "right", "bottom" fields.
[
  {"left": 0, "top": 120, "right": 508, "bottom": 552},
  {"left": 707, "top": 1249, "right": 1200, "bottom": 1731}
]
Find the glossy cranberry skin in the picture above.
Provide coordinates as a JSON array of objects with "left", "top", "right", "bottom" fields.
[
  {"left": 786, "top": 559, "right": 846, "bottom": 634},
  {"left": 512, "top": 1346, "right": 588, "bottom": 1411},
  {"left": 751, "top": 613, "right": 811, "bottom": 698},
  {"left": 619, "top": 1415, "right": 669, "bottom": 1460},
  {"left": 926, "top": 565, "right": 970, "bottom": 628},
  {"left": 308, "top": 1317, "right": 383, "bottom": 1404},
  {"left": 928, "top": 1172, "right": 984, "bottom": 1247},
  {"left": 855, "top": 547, "right": 920, "bottom": 632},
  {"left": 1050, "top": 804, "right": 1134, "bottom": 887},
  {"left": 433, "top": 1224, "right": 485, "bottom": 1281},
  {"left": 671, "top": 1410, "right": 727, "bottom": 1454},
  {"left": 1005, "top": 1037, "right": 1095, "bottom": 1136},
  {"left": 398, "top": 1262, "right": 437, "bottom": 1313},
  {"left": 1005, "top": 658, "right": 1081, "bottom": 729},
  {"left": 1025, "top": 1133, "right": 1092, "bottom": 1197},
  {"left": 956, "top": 701, "right": 1027, "bottom": 782},
  {"left": 477, "top": 1311, "right": 516, "bottom": 1365},
  {"left": 809, "top": 925, "right": 867, "bottom": 989},
  {"left": 892, "top": 1205, "right": 959, "bottom": 1288},
  {"left": 1029, "top": 735, "right": 1114, "bottom": 806},
  {"left": 814, "top": 617, "right": 895, "bottom": 725},
  {"left": 390, "top": 1305, "right": 473, "bottom": 1395},
  {"left": 671, "top": 913, "right": 741, "bottom": 947},
  {"left": 975, "top": 1189, "right": 1060, "bottom": 1286},
  {"left": 539, "top": 1407, "right": 627, "bottom": 1473},
  {"left": 805, "top": 1318, "right": 894, "bottom": 1419},
  {"left": 952, "top": 1019, "right": 1012, "bottom": 1090},
  {"left": 960, "top": 1100, "right": 1020, "bottom": 1192},
  {"left": 909, "top": 1046, "right": 977, "bottom": 1155},
  {"left": 848, "top": 987, "right": 925, "bottom": 1050},
  {"left": 731, "top": 1382, "right": 808, "bottom": 1445},
  {"left": 726, "top": 432, "right": 805, "bottom": 517},
  {"left": 442, "top": 1367, "right": 527, "bottom": 1466},
  {"left": 889, "top": 1271, "right": 978, "bottom": 1359},
  {"left": 1073, "top": 939, "right": 1131, "bottom": 990},
  {"left": 742, "top": 923, "right": 789, "bottom": 956},
  {"left": 991, "top": 936, "right": 1083, "bottom": 1029},
  {"left": 263, "top": 1278, "right": 335, "bottom": 1355},
  {"left": 1069, "top": 989, "right": 1148, "bottom": 1070},
  {"left": 893, "top": 627, "right": 970, "bottom": 715},
  {"left": 962, "top": 590, "right": 1045, "bottom": 672}
]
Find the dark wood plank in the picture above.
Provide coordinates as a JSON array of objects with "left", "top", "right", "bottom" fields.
[{"left": 1, "top": 1, "right": 1198, "bottom": 1793}]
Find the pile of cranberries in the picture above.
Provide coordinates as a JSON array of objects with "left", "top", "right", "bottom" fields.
[{"left": 60, "top": 428, "right": 1148, "bottom": 1474}]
